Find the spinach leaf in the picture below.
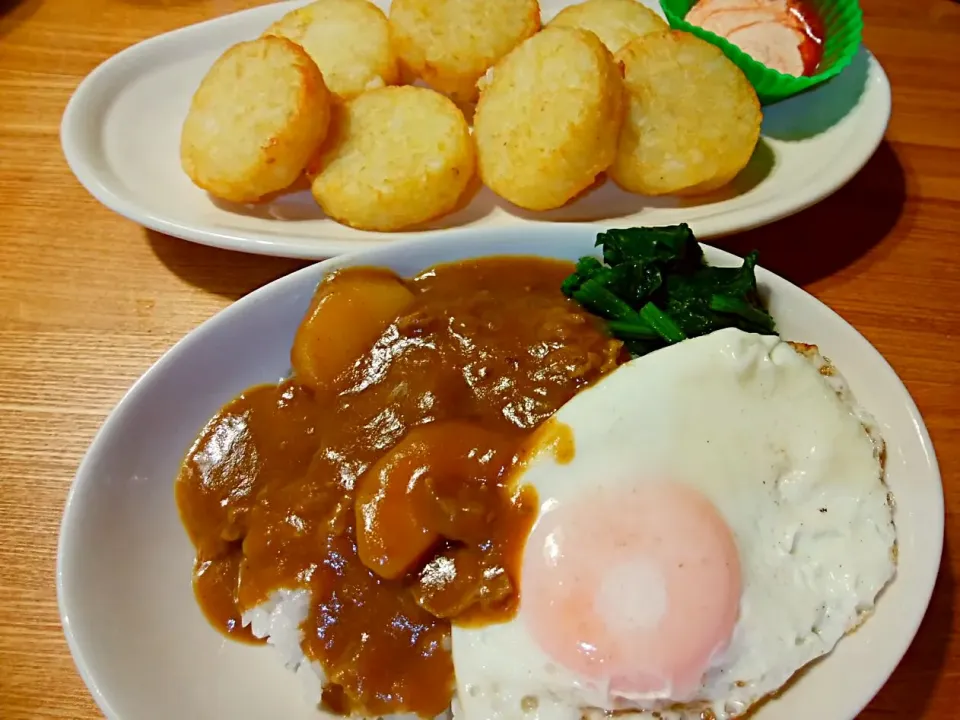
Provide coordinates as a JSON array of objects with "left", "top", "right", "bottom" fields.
[{"left": 562, "top": 225, "right": 776, "bottom": 356}]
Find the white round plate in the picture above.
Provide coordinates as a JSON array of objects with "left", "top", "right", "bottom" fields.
[
  {"left": 58, "top": 225, "right": 942, "bottom": 720},
  {"left": 60, "top": 0, "right": 892, "bottom": 259}
]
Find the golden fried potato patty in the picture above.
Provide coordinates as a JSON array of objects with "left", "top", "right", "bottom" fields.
[
  {"left": 548, "top": 0, "right": 668, "bottom": 54},
  {"left": 180, "top": 36, "right": 331, "bottom": 203},
  {"left": 473, "top": 27, "right": 624, "bottom": 211},
  {"left": 265, "top": 0, "right": 399, "bottom": 101},
  {"left": 310, "top": 86, "right": 475, "bottom": 231},
  {"left": 610, "top": 31, "right": 762, "bottom": 196},
  {"left": 389, "top": 0, "right": 541, "bottom": 103}
]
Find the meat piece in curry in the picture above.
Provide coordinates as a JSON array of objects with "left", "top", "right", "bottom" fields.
[{"left": 175, "top": 257, "right": 625, "bottom": 717}]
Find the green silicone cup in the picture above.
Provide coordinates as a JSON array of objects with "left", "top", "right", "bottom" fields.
[{"left": 658, "top": 0, "right": 863, "bottom": 105}]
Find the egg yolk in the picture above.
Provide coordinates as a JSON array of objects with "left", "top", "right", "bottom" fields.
[{"left": 521, "top": 483, "right": 742, "bottom": 700}]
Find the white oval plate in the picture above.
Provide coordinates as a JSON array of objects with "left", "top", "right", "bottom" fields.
[
  {"left": 60, "top": 0, "right": 892, "bottom": 259},
  {"left": 58, "top": 225, "right": 942, "bottom": 720}
]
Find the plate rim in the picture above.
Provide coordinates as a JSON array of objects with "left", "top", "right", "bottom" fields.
[{"left": 59, "top": 0, "right": 893, "bottom": 260}]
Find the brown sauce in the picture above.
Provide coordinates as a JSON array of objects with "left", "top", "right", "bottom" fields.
[
  {"left": 523, "top": 417, "right": 577, "bottom": 467},
  {"left": 176, "top": 257, "right": 625, "bottom": 717}
]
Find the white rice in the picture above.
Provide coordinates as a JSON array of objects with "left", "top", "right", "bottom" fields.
[
  {"left": 242, "top": 589, "right": 452, "bottom": 720},
  {"left": 243, "top": 589, "right": 312, "bottom": 670}
]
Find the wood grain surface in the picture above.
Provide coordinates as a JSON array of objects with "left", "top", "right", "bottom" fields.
[{"left": 0, "top": 0, "right": 957, "bottom": 718}]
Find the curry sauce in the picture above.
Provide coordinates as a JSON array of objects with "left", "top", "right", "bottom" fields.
[{"left": 176, "top": 257, "right": 624, "bottom": 717}]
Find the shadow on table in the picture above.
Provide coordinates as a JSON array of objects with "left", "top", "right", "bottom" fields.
[
  {"left": 0, "top": 0, "right": 40, "bottom": 39},
  {"left": 719, "top": 140, "right": 908, "bottom": 287},
  {"left": 146, "top": 229, "right": 310, "bottom": 301},
  {"left": 863, "top": 543, "right": 954, "bottom": 716}
]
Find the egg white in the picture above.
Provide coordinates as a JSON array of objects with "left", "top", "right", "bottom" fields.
[{"left": 451, "top": 328, "right": 897, "bottom": 720}]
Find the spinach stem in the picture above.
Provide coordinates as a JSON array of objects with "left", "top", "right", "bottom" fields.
[
  {"left": 709, "top": 295, "right": 775, "bottom": 332},
  {"left": 640, "top": 302, "right": 687, "bottom": 343},
  {"left": 606, "top": 319, "right": 659, "bottom": 340},
  {"left": 573, "top": 280, "right": 644, "bottom": 323}
]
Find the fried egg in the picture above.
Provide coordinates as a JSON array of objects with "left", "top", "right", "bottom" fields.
[{"left": 451, "top": 328, "right": 897, "bottom": 720}]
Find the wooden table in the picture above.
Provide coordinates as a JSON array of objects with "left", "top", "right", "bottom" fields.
[{"left": 0, "top": 0, "right": 957, "bottom": 717}]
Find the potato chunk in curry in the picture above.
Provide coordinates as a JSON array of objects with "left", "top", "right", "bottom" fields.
[
  {"left": 355, "top": 421, "right": 518, "bottom": 580},
  {"left": 291, "top": 268, "right": 416, "bottom": 391}
]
